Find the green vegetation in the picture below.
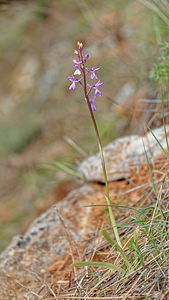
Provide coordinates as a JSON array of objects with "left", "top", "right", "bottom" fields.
[
  {"left": 0, "top": 116, "right": 41, "bottom": 155},
  {"left": 34, "top": 0, "right": 50, "bottom": 20},
  {"left": 150, "top": 42, "right": 169, "bottom": 90}
]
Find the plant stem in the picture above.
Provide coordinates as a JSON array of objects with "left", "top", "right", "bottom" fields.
[{"left": 81, "top": 59, "right": 122, "bottom": 248}]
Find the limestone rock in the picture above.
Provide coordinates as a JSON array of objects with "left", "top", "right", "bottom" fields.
[
  {"left": 0, "top": 185, "right": 98, "bottom": 299},
  {"left": 78, "top": 126, "right": 169, "bottom": 183}
]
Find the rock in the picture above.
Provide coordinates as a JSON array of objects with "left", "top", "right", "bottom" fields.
[
  {"left": 113, "top": 82, "right": 136, "bottom": 106},
  {"left": 78, "top": 126, "right": 169, "bottom": 182},
  {"left": 0, "top": 185, "right": 100, "bottom": 298}
]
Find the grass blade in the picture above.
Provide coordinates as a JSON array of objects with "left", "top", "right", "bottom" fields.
[
  {"left": 105, "top": 196, "right": 122, "bottom": 248},
  {"left": 102, "top": 229, "right": 132, "bottom": 271},
  {"left": 72, "top": 261, "right": 125, "bottom": 274},
  {"left": 147, "top": 126, "right": 169, "bottom": 160}
]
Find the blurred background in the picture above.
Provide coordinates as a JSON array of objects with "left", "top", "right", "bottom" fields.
[{"left": 0, "top": 0, "right": 168, "bottom": 251}]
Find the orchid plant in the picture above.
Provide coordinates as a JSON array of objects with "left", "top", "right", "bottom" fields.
[{"left": 68, "top": 42, "right": 122, "bottom": 249}]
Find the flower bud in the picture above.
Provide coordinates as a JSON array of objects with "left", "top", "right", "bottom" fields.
[
  {"left": 77, "top": 41, "right": 83, "bottom": 49},
  {"left": 84, "top": 54, "right": 89, "bottom": 62}
]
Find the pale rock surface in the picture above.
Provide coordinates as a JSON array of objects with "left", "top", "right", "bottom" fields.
[
  {"left": 0, "top": 185, "right": 98, "bottom": 299},
  {"left": 78, "top": 126, "right": 169, "bottom": 182}
]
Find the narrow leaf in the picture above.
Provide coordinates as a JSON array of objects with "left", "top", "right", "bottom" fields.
[
  {"left": 102, "top": 229, "right": 132, "bottom": 270},
  {"left": 147, "top": 127, "right": 169, "bottom": 160},
  {"left": 72, "top": 261, "right": 125, "bottom": 274}
]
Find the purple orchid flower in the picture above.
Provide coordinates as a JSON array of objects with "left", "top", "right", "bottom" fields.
[
  {"left": 89, "top": 93, "right": 96, "bottom": 104},
  {"left": 89, "top": 94, "right": 97, "bottom": 111},
  {"left": 68, "top": 75, "right": 82, "bottom": 90},
  {"left": 84, "top": 94, "right": 97, "bottom": 112},
  {"left": 91, "top": 103, "right": 96, "bottom": 111},
  {"left": 86, "top": 67, "right": 100, "bottom": 80},
  {"left": 73, "top": 64, "right": 81, "bottom": 75},
  {"left": 93, "top": 80, "right": 102, "bottom": 96},
  {"left": 87, "top": 80, "right": 102, "bottom": 97}
]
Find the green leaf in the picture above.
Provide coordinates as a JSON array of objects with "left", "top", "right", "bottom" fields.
[
  {"left": 102, "top": 229, "right": 132, "bottom": 270},
  {"left": 72, "top": 261, "right": 125, "bottom": 274},
  {"left": 105, "top": 196, "right": 122, "bottom": 248},
  {"left": 148, "top": 126, "right": 169, "bottom": 160}
]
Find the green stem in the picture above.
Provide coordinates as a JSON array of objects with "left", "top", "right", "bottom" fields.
[{"left": 81, "top": 58, "right": 122, "bottom": 248}]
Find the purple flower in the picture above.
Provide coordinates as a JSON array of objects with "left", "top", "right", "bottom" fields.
[
  {"left": 73, "top": 64, "right": 81, "bottom": 75},
  {"left": 74, "top": 69, "right": 81, "bottom": 75},
  {"left": 89, "top": 93, "right": 96, "bottom": 104},
  {"left": 73, "top": 59, "right": 82, "bottom": 65},
  {"left": 85, "top": 94, "right": 97, "bottom": 112},
  {"left": 87, "top": 80, "right": 103, "bottom": 97},
  {"left": 83, "top": 54, "right": 89, "bottom": 62},
  {"left": 91, "top": 103, "right": 96, "bottom": 111},
  {"left": 86, "top": 67, "right": 100, "bottom": 80},
  {"left": 94, "top": 80, "right": 102, "bottom": 96},
  {"left": 68, "top": 75, "right": 82, "bottom": 90},
  {"left": 89, "top": 94, "right": 97, "bottom": 111}
]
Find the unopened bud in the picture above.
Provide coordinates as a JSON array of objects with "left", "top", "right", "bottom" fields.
[
  {"left": 84, "top": 54, "right": 89, "bottom": 62},
  {"left": 77, "top": 41, "right": 83, "bottom": 48}
]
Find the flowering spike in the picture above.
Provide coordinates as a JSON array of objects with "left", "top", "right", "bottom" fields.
[{"left": 68, "top": 43, "right": 102, "bottom": 112}]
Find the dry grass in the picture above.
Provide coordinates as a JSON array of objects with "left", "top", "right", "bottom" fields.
[{"left": 13, "top": 157, "right": 168, "bottom": 299}]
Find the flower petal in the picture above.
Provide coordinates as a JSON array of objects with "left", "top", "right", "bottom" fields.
[
  {"left": 69, "top": 82, "right": 76, "bottom": 90},
  {"left": 91, "top": 103, "right": 96, "bottom": 111},
  {"left": 95, "top": 89, "right": 102, "bottom": 96},
  {"left": 74, "top": 69, "right": 81, "bottom": 75}
]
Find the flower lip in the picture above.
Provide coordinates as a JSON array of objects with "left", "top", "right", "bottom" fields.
[
  {"left": 74, "top": 69, "right": 81, "bottom": 75},
  {"left": 73, "top": 64, "right": 82, "bottom": 75},
  {"left": 95, "top": 80, "right": 103, "bottom": 88},
  {"left": 68, "top": 75, "right": 82, "bottom": 90},
  {"left": 85, "top": 94, "right": 97, "bottom": 112},
  {"left": 91, "top": 103, "right": 96, "bottom": 111},
  {"left": 89, "top": 94, "right": 96, "bottom": 104}
]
